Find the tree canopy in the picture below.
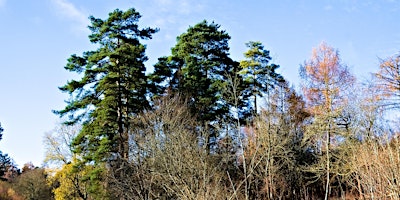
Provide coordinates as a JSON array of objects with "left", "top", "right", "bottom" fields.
[
  {"left": 0, "top": 5, "right": 392, "bottom": 200},
  {"left": 239, "top": 41, "right": 283, "bottom": 116},
  {"left": 54, "top": 8, "right": 158, "bottom": 197},
  {"left": 151, "top": 20, "right": 234, "bottom": 123},
  {"left": 55, "top": 8, "right": 157, "bottom": 164}
]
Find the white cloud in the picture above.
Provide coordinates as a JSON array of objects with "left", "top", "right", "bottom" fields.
[{"left": 51, "top": 0, "right": 89, "bottom": 34}]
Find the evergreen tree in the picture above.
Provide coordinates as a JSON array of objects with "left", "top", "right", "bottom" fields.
[
  {"left": 0, "top": 123, "right": 3, "bottom": 141},
  {"left": 239, "top": 41, "right": 283, "bottom": 116},
  {"left": 0, "top": 123, "right": 12, "bottom": 181},
  {"left": 0, "top": 124, "right": 18, "bottom": 182},
  {"left": 55, "top": 8, "right": 157, "bottom": 193},
  {"left": 150, "top": 20, "right": 236, "bottom": 148},
  {"left": 0, "top": 152, "right": 12, "bottom": 181}
]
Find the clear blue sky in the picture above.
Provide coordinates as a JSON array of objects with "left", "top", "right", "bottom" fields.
[{"left": 0, "top": 0, "right": 399, "bottom": 167}]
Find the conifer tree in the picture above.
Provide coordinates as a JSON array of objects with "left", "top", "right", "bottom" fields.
[
  {"left": 0, "top": 123, "right": 3, "bottom": 141},
  {"left": 0, "top": 123, "right": 13, "bottom": 181},
  {"left": 55, "top": 8, "right": 157, "bottom": 192},
  {"left": 300, "top": 42, "right": 355, "bottom": 200},
  {"left": 239, "top": 41, "right": 283, "bottom": 116},
  {"left": 150, "top": 20, "right": 236, "bottom": 148}
]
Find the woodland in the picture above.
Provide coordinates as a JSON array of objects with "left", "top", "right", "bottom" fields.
[{"left": 0, "top": 7, "right": 400, "bottom": 200}]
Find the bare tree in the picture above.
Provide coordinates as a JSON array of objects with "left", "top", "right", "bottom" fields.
[
  {"left": 43, "top": 123, "right": 94, "bottom": 200},
  {"left": 43, "top": 123, "right": 80, "bottom": 167},
  {"left": 374, "top": 54, "right": 400, "bottom": 110},
  {"left": 349, "top": 134, "right": 400, "bottom": 199},
  {"left": 108, "top": 95, "right": 231, "bottom": 199}
]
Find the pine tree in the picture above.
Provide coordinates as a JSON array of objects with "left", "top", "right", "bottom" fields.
[
  {"left": 239, "top": 41, "right": 283, "bottom": 117},
  {"left": 150, "top": 20, "right": 235, "bottom": 149},
  {"left": 55, "top": 8, "right": 157, "bottom": 194}
]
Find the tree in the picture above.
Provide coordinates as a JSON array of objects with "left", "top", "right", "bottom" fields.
[
  {"left": 279, "top": 82, "right": 315, "bottom": 199},
  {"left": 300, "top": 42, "right": 355, "bottom": 200},
  {"left": 373, "top": 53, "right": 400, "bottom": 110},
  {"left": 283, "top": 83, "right": 310, "bottom": 134},
  {"left": 222, "top": 61, "right": 252, "bottom": 125},
  {"left": 239, "top": 41, "right": 283, "bottom": 117},
  {"left": 13, "top": 166, "right": 53, "bottom": 200},
  {"left": 337, "top": 80, "right": 386, "bottom": 140},
  {"left": 300, "top": 42, "right": 355, "bottom": 115},
  {"left": 43, "top": 123, "right": 94, "bottom": 199},
  {"left": 48, "top": 159, "right": 93, "bottom": 200},
  {"left": 0, "top": 152, "right": 14, "bottom": 181},
  {"left": 108, "top": 95, "right": 231, "bottom": 199},
  {"left": 0, "top": 122, "right": 3, "bottom": 141},
  {"left": 150, "top": 20, "right": 235, "bottom": 149},
  {"left": 0, "top": 181, "right": 23, "bottom": 200},
  {"left": 55, "top": 8, "right": 157, "bottom": 192},
  {"left": 240, "top": 112, "right": 297, "bottom": 200},
  {"left": 230, "top": 80, "right": 313, "bottom": 200},
  {"left": 0, "top": 125, "right": 17, "bottom": 182},
  {"left": 43, "top": 123, "right": 80, "bottom": 167},
  {"left": 21, "top": 162, "right": 35, "bottom": 174}
]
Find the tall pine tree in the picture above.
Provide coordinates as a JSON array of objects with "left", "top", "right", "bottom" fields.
[
  {"left": 239, "top": 41, "right": 283, "bottom": 117},
  {"left": 56, "top": 8, "right": 157, "bottom": 175},
  {"left": 150, "top": 20, "right": 236, "bottom": 149}
]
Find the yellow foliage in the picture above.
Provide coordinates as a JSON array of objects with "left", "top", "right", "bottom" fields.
[{"left": 50, "top": 159, "right": 91, "bottom": 200}]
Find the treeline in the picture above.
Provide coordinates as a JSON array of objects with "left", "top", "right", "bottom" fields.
[
  {"left": 1, "top": 7, "right": 400, "bottom": 199},
  {"left": 0, "top": 124, "right": 53, "bottom": 199}
]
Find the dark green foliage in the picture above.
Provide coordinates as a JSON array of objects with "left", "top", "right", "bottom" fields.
[
  {"left": 49, "top": 7, "right": 394, "bottom": 199},
  {"left": 0, "top": 123, "right": 20, "bottom": 183},
  {"left": 150, "top": 21, "right": 242, "bottom": 149},
  {"left": 0, "top": 152, "right": 12, "bottom": 181},
  {"left": 55, "top": 8, "right": 157, "bottom": 196},
  {"left": 239, "top": 41, "right": 284, "bottom": 116},
  {"left": 151, "top": 20, "right": 234, "bottom": 123},
  {"left": 56, "top": 8, "right": 157, "bottom": 163},
  {"left": 0, "top": 123, "right": 3, "bottom": 141}
]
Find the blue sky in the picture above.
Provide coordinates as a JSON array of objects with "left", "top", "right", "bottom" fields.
[{"left": 0, "top": 0, "right": 399, "bottom": 167}]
